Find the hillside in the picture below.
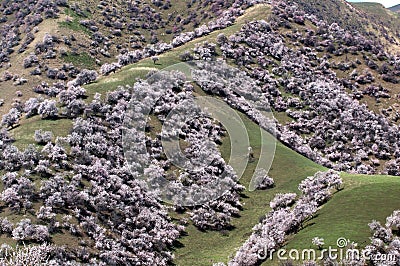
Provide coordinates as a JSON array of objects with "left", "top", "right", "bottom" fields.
[
  {"left": 0, "top": 0, "right": 255, "bottom": 116},
  {"left": 352, "top": 2, "right": 400, "bottom": 45},
  {"left": 389, "top": 4, "right": 400, "bottom": 13},
  {"left": 0, "top": 0, "right": 400, "bottom": 265},
  {"left": 84, "top": 5, "right": 400, "bottom": 264}
]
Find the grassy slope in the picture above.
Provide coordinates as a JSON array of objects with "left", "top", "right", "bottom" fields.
[
  {"left": 174, "top": 113, "right": 400, "bottom": 266},
  {"left": 0, "top": 7, "right": 94, "bottom": 117},
  {"left": 352, "top": 2, "right": 400, "bottom": 34},
  {"left": 353, "top": 2, "right": 388, "bottom": 13},
  {"left": 85, "top": 4, "right": 272, "bottom": 97},
  {"left": 9, "top": 116, "right": 73, "bottom": 150},
  {"left": 351, "top": 2, "right": 400, "bottom": 53},
  {"left": 276, "top": 173, "right": 400, "bottom": 264},
  {"left": 8, "top": 3, "right": 273, "bottom": 161},
  {"left": 173, "top": 111, "right": 326, "bottom": 266}
]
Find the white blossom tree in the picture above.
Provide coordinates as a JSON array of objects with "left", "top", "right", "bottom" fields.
[{"left": 38, "top": 100, "right": 58, "bottom": 119}]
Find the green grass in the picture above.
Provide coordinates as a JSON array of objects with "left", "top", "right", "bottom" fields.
[
  {"left": 173, "top": 111, "right": 326, "bottom": 266},
  {"left": 84, "top": 4, "right": 272, "bottom": 99},
  {"left": 274, "top": 111, "right": 294, "bottom": 125},
  {"left": 59, "top": 20, "right": 91, "bottom": 35},
  {"left": 62, "top": 52, "right": 96, "bottom": 70},
  {"left": 9, "top": 116, "right": 73, "bottom": 150},
  {"left": 174, "top": 113, "right": 400, "bottom": 266},
  {"left": 85, "top": 68, "right": 153, "bottom": 100},
  {"left": 353, "top": 2, "right": 390, "bottom": 16},
  {"left": 59, "top": 7, "right": 92, "bottom": 35},
  {"left": 275, "top": 173, "right": 400, "bottom": 264}
]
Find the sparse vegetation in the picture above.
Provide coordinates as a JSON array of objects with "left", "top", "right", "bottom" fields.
[
  {"left": 61, "top": 52, "right": 96, "bottom": 69},
  {"left": 58, "top": 7, "right": 92, "bottom": 35}
]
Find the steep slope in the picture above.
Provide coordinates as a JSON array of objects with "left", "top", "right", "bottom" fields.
[
  {"left": 287, "top": 0, "right": 400, "bottom": 52},
  {"left": 289, "top": 0, "right": 366, "bottom": 31},
  {"left": 0, "top": 0, "right": 253, "bottom": 116},
  {"left": 389, "top": 4, "right": 400, "bottom": 13},
  {"left": 352, "top": 2, "right": 400, "bottom": 48},
  {"left": 173, "top": 111, "right": 326, "bottom": 266},
  {"left": 268, "top": 173, "right": 400, "bottom": 265}
]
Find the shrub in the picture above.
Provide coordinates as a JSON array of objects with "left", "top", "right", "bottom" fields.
[
  {"left": 38, "top": 100, "right": 58, "bottom": 119},
  {"left": 1, "top": 108, "right": 20, "bottom": 128},
  {"left": 34, "top": 130, "right": 53, "bottom": 144},
  {"left": 12, "top": 219, "right": 50, "bottom": 242}
]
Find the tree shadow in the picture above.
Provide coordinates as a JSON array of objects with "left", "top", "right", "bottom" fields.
[
  {"left": 9, "top": 124, "right": 20, "bottom": 130},
  {"left": 239, "top": 192, "right": 250, "bottom": 198},
  {"left": 299, "top": 221, "right": 317, "bottom": 231},
  {"left": 196, "top": 224, "right": 237, "bottom": 233},
  {"left": 171, "top": 239, "right": 185, "bottom": 250}
]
